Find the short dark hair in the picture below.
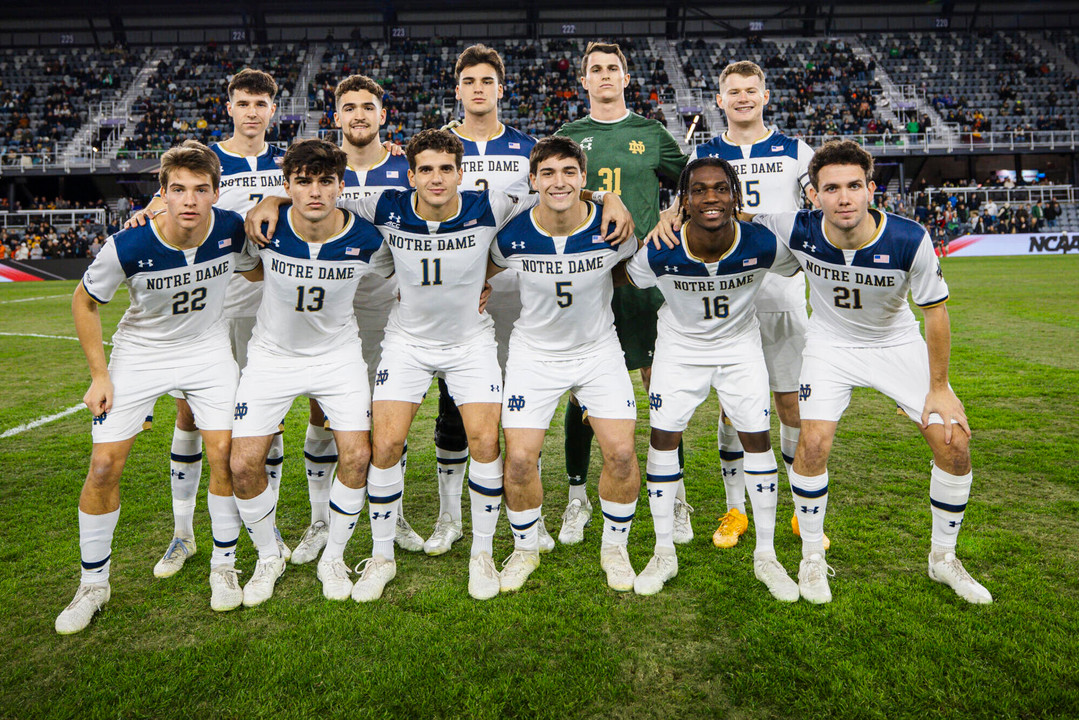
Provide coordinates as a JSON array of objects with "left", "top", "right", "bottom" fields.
[
  {"left": 455, "top": 44, "right": 505, "bottom": 85},
  {"left": 228, "top": 68, "right": 278, "bottom": 100},
  {"left": 159, "top": 140, "right": 221, "bottom": 191},
  {"left": 808, "top": 139, "right": 875, "bottom": 189},
  {"left": 529, "top": 136, "right": 587, "bottom": 176},
  {"left": 406, "top": 129, "right": 464, "bottom": 170},
  {"left": 581, "top": 41, "right": 628, "bottom": 77},
  {"left": 677, "top": 157, "right": 743, "bottom": 222},
  {"left": 282, "top": 139, "right": 347, "bottom": 183},
  {"left": 334, "top": 74, "right": 385, "bottom": 106}
]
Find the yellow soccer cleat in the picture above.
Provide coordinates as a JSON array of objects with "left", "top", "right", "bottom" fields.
[
  {"left": 791, "top": 513, "right": 831, "bottom": 550},
  {"left": 712, "top": 508, "right": 749, "bottom": 548}
]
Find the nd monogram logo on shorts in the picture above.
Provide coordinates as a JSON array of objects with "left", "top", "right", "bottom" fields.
[
  {"left": 799, "top": 384, "right": 812, "bottom": 401},
  {"left": 92, "top": 412, "right": 108, "bottom": 425},
  {"left": 376, "top": 369, "right": 389, "bottom": 386},
  {"left": 234, "top": 403, "right": 248, "bottom": 420},
  {"left": 506, "top": 395, "right": 526, "bottom": 411},
  {"left": 649, "top": 392, "right": 662, "bottom": 410},
  {"left": 628, "top": 140, "right": 646, "bottom": 154}
]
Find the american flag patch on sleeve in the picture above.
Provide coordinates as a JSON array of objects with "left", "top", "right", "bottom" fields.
[
  {"left": 873, "top": 254, "right": 890, "bottom": 263},
  {"left": 743, "top": 258, "right": 757, "bottom": 267},
  {"left": 509, "top": 142, "right": 520, "bottom": 149},
  {"left": 592, "top": 234, "right": 605, "bottom": 243},
  {"left": 219, "top": 238, "right": 232, "bottom": 248},
  {"left": 346, "top": 247, "right": 361, "bottom": 256}
]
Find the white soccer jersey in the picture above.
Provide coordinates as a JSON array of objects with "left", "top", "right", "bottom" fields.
[
  {"left": 626, "top": 220, "right": 800, "bottom": 364},
  {"left": 341, "top": 151, "right": 412, "bottom": 201},
  {"left": 344, "top": 189, "right": 536, "bottom": 347},
  {"left": 754, "top": 209, "right": 949, "bottom": 347},
  {"left": 491, "top": 201, "right": 635, "bottom": 359},
  {"left": 248, "top": 207, "right": 388, "bottom": 357},
  {"left": 452, "top": 124, "right": 536, "bottom": 196},
  {"left": 82, "top": 207, "right": 256, "bottom": 353},
  {"left": 695, "top": 129, "right": 813, "bottom": 312}
]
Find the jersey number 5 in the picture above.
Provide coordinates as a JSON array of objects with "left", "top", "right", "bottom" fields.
[{"left": 555, "top": 281, "right": 573, "bottom": 308}]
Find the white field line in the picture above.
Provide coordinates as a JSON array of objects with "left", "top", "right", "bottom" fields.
[
  {"left": 0, "top": 403, "right": 85, "bottom": 438},
  {"left": 0, "top": 294, "right": 69, "bottom": 304},
  {"left": 0, "top": 332, "right": 110, "bottom": 345}
]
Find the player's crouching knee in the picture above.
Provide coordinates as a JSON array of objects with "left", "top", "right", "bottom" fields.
[
  {"left": 604, "top": 443, "right": 639, "bottom": 482},
  {"left": 934, "top": 432, "right": 972, "bottom": 475}
]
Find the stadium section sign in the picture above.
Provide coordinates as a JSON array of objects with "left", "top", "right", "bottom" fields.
[{"left": 946, "top": 233, "right": 1079, "bottom": 257}]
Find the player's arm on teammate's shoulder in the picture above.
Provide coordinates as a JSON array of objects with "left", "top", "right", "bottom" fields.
[
  {"left": 244, "top": 195, "right": 291, "bottom": 245},
  {"left": 71, "top": 283, "right": 113, "bottom": 416},
  {"left": 124, "top": 195, "right": 165, "bottom": 229},
  {"left": 647, "top": 199, "right": 682, "bottom": 249},
  {"left": 382, "top": 140, "right": 405, "bottom": 156},
  {"left": 921, "top": 302, "right": 970, "bottom": 443},
  {"left": 586, "top": 190, "right": 635, "bottom": 244}
]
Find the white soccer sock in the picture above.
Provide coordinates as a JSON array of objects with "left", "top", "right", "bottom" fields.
[
  {"left": 790, "top": 469, "right": 828, "bottom": 558},
  {"left": 719, "top": 420, "right": 746, "bottom": 513},
  {"left": 929, "top": 464, "right": 972, "bottom": 551},
  {"left": 324, "top": 479, "right": 366, "bottom": 562},
  {"left": 207, "top": 492, "right": 241, "bottom": 568},
  {"left": 600, "top": 497, "right": 637, "bottom": 546},
  {"left": 436, "top": 446, "right": 468, "bottom": 523},
  {"left": 506, "top": 505, "right": 542, "bottom": 552},
  {"left": 779, "top": 423, "right": 800, "bottom": 479},
  {"left": 169, "top": 427, "right": 202, "bottom": 539},
  {"left": 235, "top": 486, "right": 280, "bottom": 560},
  {"left": 367, "top": 464, "right": 403, "bottom": 560},
  {"left": 468, "top": 455, "right": 503, "bottom": 557},
  {"left": 744, "top": 450, "right": 780, "bottom": 555},
  {"left": 79, "top": 507, "right": 119, "bottom": 584},
  {"left": 304, "top": 423, "right": 337, "bottom": 525},
  {"left": 567, "top": 481, "right": 588, "bottom": 504},
  {"left": 646, "top": 445, "right": 680, "bottom": 550},
  {"left": 265, "top": 433, "right": 284, "bottom": 496}
]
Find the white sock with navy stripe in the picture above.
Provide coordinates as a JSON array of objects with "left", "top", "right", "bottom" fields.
[
  {"left": 436, "top": 447, "right": 468, "bottom": 524},
  {"left": 169, "top": 428, "right": 202, "bottom": 539},
  {"left": 324, "top": 479, "right": 366, "bottom": 562},
  {"left": 790, "top": 469, "right": 828, "bottom": 558},
  {"left": 207, "top": 492, "right": 241, "bottom": 568},
  {"left": 304, "top": 423, "right": 336, "bottom": 526},
  {"left": 600, "top": 498, "right": 636, "bottom": 546},
  {"left": 468, "top": 455, "right": 503, "bottom": 557},
  {"left": 744, "top": 450, "right": 780, "bottom": 555},
  {"left": 506, "top": 506, "right": 541, "bottom": 552},
  {"left": 646, "top": 445, "right": 680, "bottom": 550},
  {"left": 779, "top": 423, "right": 799, "bottom": 479},
  {"left": 235, "top": 486, "right": 280, "bottom": 560},
  {"left": 719, "top": 420, "right": 746, "bottom": 513},
  {"left": 929, "top": 464, "right": 972, "bottom": 552},
  {"left": 367, "top": 464, "right": 402, "bottom": 560},
  {"left": 79, "top": 507, "right": 119, "bottom": 585}
]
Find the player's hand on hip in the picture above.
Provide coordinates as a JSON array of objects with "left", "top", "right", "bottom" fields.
[
  {"left": 478, "top": 281, "right": 492, "bottom": 313},
  {"left": 600, "top": 193, "right": 635, "bottom": 244},
  {"left": 84, "top": 375, "right": 114, "bottom": 417},
  {"left": 921, "top": 387, "right": 970, "bottom": 444}
]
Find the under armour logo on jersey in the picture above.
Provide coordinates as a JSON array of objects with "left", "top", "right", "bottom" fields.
[
  {"left": 93, "top": 412, "right": 108, "bottom": 425},
  {"left": 628, "top": 140, "right": 646, "bottom": 154},
  {"left": 371, "top": 511, "right": 391, "bottom": 520},
  {"left": 272, "top": 238, "right": 281, "bottom": 247},
  {"left": 485, "top": 503, "right": 501, "bottom": 513},
  {"left": 234, "top": 403, "right": 249, "bottom": 420},
  {"left": 137, "top": 259, "right": 153, "bottom": 268},
  {"left": 648, "top": 488, "right": 663, "bottom": 498},
  {"left": 800, "top": 505, "right": 820, "bottom": 514},
  {"left": 387, "top": 212, "right": 401, "bottom": 228},
  {"left": 649, "top": 392, "right": 662, "bottom": 410},
  {"left": 663, "top": 265, "right": 678, "bottom": 273},
  {"left": 627, "top": 399, "right": 635, "bottom": 407},
  {"left": 756, "top": 483, "right": 777, "bottom": 493},
  {"left": 511, "top": 241, "right": 526, "bottom": 250},
  {"left": 802, "top": 241, "right": 817, "bottom": 252},
  {"left": 799, "top": 384, "right": 812, "bottom": 401},
  {"left": 376, "top": 369, "right": 389, "bottom": 386},
  {"left": 580, "top": 136, "right": 593, "bottom": 151},
  {"left": 507, "top": 395, "right": 526, "bottom": 411}
]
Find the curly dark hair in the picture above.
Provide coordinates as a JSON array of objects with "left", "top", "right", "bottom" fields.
[{"left": 677, "top": 157, "right": 743, "bottom": 222}]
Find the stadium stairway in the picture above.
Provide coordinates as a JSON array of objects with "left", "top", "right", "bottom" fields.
[
  {"left": 847, "top": 36, "right": 907, "bottom": 133},
  {"left": 104, "top": 48, "right": 173, "bottom": 159},
  {"left": 648, "top": 38, "right": 700, "bottom": 153},
  {"left": 294, "top": 44, "right": 327, "bottom": 141},
  {"left": 1024, "top": 31, "right": 1079, "bottom": 76}
]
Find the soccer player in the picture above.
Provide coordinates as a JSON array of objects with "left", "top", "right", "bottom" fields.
[
  {"left": 230, "top": 139, "right": 387, "bottom": 606},
  {"left": 56, "top": 141, "right": 259, "bottom": 634},
  {"left": 556, "top": 41, "right": 688, "bottom": 546},
  {"left": 626, "top": 158, "right": 801, "bottom": 599},
  {"left": 753, "top": 140, "right": 991, "bottom": 605},
  {"left": 693, "top": 61, "right": 819, "bottom": 551},
  {"left": 492, "top": 136, "right": 639, "bottom": 593}
]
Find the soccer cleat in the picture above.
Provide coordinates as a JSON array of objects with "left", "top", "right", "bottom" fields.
[
  {"left": 500, "top": 549, "right": 540, "bottom": 592},
  {"left": 274, "top": 527, "right": 292, "bottom": 562},
  {"left": 291, "top": 521, "right": 329, "bottom": 565},
  {"left": 798, "top": 553, "right": 834, "bottom": 604},
  {"left": 672, "top": 499, "right": 695, "bottom": 544},
  {"left": 468, "top": 551, "right": 501, "bottom": 600},
  {"left": 537, "top": 516, "right": 556, "bottom": 554},
  {"left": 791, "top": 513, "right": 831, "bottom": 550},
  {"left": 242, "top": 556, "right": 286, "bottom": 607},
  {"left": 600, "top": 543, "right": 636, "bottom": 592},
  {"left": 351, "top": 556, "right": 396, "bottom": 602},
  {"left": 209, "top": 567, "right": 243, "bottom": 612},
  {"left": 395, "top": 514, "right": 425, "bottom": 552},
  {"left": 928, "top": 552, "right": 993, "bottom": 604},
  {"left": 558, "top": 498, "right": 593, "bottom": 545},
  {"left": 633, "top": 546, "right": 678, "bottom": 596},
  {"left": 712, "top": 508, "right": 749, "bottom": 548},
  {"left": 424, "top": 513, "right": 463, "bottom": 556},
  {"left": 55, "top": 582, "right": 110, "bottom": 635},
  {"left": 153, "top": 536, "right": 196, "bottom": 578},
  {"left": 753, "top": 554, "right": 800, "bottom": 602},
  {"left": 316, "top": 557, "right": 354, "bottom": 601}
]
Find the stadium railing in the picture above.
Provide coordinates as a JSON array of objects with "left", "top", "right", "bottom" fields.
[
  {"left": 924, "top": 185, "right": 1077, "bottom": 206},
  {"left": 683, "top": 129, "right": 1079, "bottom": 155},
  {"left": 0, "top": 209, "right": 107, "bottom": 232}
]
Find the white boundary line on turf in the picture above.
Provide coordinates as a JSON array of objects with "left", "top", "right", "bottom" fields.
[
  {"left": 0, "top": 403, "right": 85, "bottom": 438},
  {"left": 0, "top": 332, "right": 111, "bottom": 346},
  {"left": 0, "top": 294, "right": 69, "bottom": 304}
]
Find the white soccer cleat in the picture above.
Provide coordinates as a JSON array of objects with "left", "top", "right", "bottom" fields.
[
  {"left": 242, "top": 555, "right": 286, "bottom": 608},
  {"left": 153, "top": 536, "right": 196, "bottom": 578},
  {"left": 600, "top": 543, "right": 636, "bottom": 592},
  {"left": 274, "top": 527, "right": 292, "bottom": 563},
  {"left": 468, "top": 551, "right": 501, "bottom": 600},
  {"left": 291, "top": 521, "right": 329, "bottom": 565},
  {"left": 633, "top": 546, "right": 678, "bottom": 596},
  {"left": 537, "top": 516, "right": 556, "bottom": 554},
  {"left": 395, "top": 514, "right": 425, "bottom": 552},
  {"left": 424, "top": 513, "right": 463, "bottom": 556},
  {"left": 500, "top": 550, "right": 540, "bottom": 592},
  {"left": 798, "top": 553, "right": 834, "bottom": 604},
  {"left": 558, "top": 498, "right": 593, "bottom": 545},
  {"left": 753, "top": 553, "right": 799, "bottom": 602},
  {"left": 351, "top": 556, "right": 396, "bottom": 602},
  {"left": 672, "top": 499, "right": 695, "bottom": 544},
  {"left": 55, "top": 582, "right": 110, "bottom": 635},
  {"left": 928, "top": 552, "right": 993, "bottom": 604},
  {"left": 316, "top": 557, "right": 354, "bottom": 601},
  {"left": 209, "top": 566, "right": 243, "bottom": 612}
]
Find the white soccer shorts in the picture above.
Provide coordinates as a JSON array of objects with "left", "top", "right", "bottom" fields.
[
  {"left": 232, "top": 342, "right": 372, "bottom": 437},
  {"left": 92, "top": 340, "right": 238, "bottom": 443},
  {"left": 757, "top": 307, "right": 808, "bottom": 393},
  {"left": 167, "top": 315, "right": 256, "bottom": 402},
  {"left": 501, "top": 342, "right": 636, "bottom": 429},
  {"left": 374, "top": 334, "right": 503, "bottom": 406},
  {"left": 649, "top": 347, "right": 772, "bottom": 434},
  {"left": 798, "top": 337, "right": 952, "bottom": 425}
]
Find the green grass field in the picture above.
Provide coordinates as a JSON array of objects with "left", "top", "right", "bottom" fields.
[{"left": 1, "top": 255, "right": 1077, "bottom": 719}]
